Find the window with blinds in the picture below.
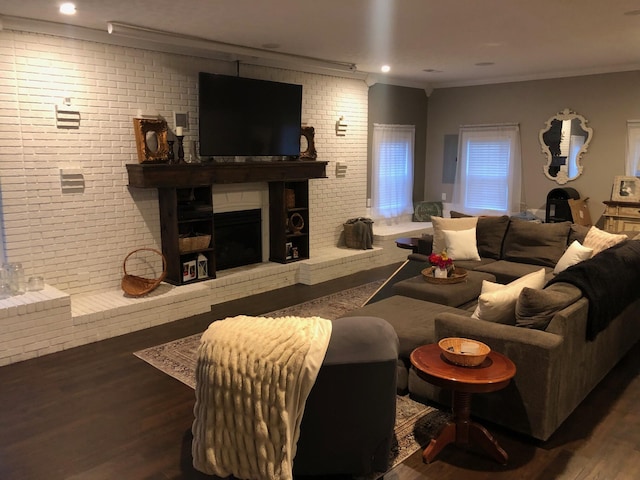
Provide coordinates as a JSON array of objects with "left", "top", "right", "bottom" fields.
[
  {"left": 371, "top": 124, "right": 414, "bottom": 219},
  {"left": 463, "top": 138, "right": 511, "bottom": 211},
  {"left": 453, "top": 124, "right": 521, "bottom": 216}
]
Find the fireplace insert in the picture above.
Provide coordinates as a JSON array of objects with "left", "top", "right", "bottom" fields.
[{"left": 214, "top": 209, "right": 262, "bottom": 270}]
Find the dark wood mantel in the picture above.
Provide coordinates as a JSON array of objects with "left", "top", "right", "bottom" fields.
[{"left": 126, "top": 161, "right": 328, "bottom": 188}]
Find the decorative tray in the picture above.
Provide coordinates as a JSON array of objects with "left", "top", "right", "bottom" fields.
[{"left": 421, "top": 267, "right": 468, "bottom": 284}]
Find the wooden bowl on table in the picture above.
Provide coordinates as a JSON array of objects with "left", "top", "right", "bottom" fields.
[{"left": 438, "top": 337, "right": 491, "bottom": 367}]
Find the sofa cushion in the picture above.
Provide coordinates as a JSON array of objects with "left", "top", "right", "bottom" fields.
[
  {"left": 473, "top": 260, "right": 553, "bottom": 284},
  {"left": 516, "top": 285, "right": 582, "bottom": 330},
  {"left": 392, "top": 270, "right": 496, "bottom": 307},
  {"left": 472, "top": 268, "right": 546, "bottom": 324},
  {"left": 553, "top": 240, "right": 593, "bottom": 274},
  {"left": 502, "top": 220, "right": 571, "bottom": 267},
  {"left": 431, "top": 216, "right": 478, "bottom": 254},
  {"left": 450, "top": 211, "right": 510, "bottom": 259},
  {"left": 583, "top": 226, "right": 627, "bottom": 256},
  {"left": 476, "top": 215, "right": 511, "bottom": 259},
  {"left": 442, "top": 228, "right": 481, "bottom": 261}
]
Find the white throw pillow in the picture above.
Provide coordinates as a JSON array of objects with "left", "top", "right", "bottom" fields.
[
  {"left": 582, "top": 226, "right": 627, "bottom": 257},
  {"left": 442, "top": 228, "right": 481, "bottom": 261},
  {"left": 554, "top": 240, "right": 593, "bottom": 274},
  {"left": 472, "top": 268, "right": 546, "bottom": 324},
  {"left": 431, "top": 216, "right": 478, "bottom": 254}
]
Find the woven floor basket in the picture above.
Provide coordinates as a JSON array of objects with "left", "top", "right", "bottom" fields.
[{"left": 121, "top": 248, "right": 167, "bottom": 297}]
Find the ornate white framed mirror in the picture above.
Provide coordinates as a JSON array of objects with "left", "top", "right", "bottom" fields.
[{"left": 539, "top": 108, "right": 593, "bottom": 184}]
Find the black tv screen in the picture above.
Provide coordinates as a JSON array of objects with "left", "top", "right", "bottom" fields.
[{"left": 198, "top": 72, "right": 302, "bottom": 158}]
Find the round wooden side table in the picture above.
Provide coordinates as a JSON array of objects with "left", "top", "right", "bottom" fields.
[
  {"left": 394, "top": 237, "right": 420, "bottom": 252},
  {"left": 410, "top": 343, "right": 516, "bottom": 464}
]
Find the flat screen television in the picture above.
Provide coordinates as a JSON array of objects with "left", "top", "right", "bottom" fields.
[{"left": 198, "top": 72, "right": 302, "bottom": 158}]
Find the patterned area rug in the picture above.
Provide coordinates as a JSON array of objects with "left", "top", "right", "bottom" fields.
[{"left": 134, "top": 281, "right": 449, "bottom": 475}]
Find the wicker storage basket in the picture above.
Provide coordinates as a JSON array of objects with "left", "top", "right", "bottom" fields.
[
  {"left": 438, "top": 337, "right": 490, "bottom": 367},
  {"left": 178, "top": 234, "right": 211, "bottom": 253},
  {"left": 121, "top": 248, "right": 167, "bottom": 297},
  {"left": 343, "top": 218, "right": 374, "bottom": 249},
  {"left": 343, "top": 223, "right": 358, "bottom": 248}
]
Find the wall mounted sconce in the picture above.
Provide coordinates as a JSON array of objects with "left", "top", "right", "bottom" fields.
[
  {"left": 60, "top": 168, "right": 85, "bottom": 193},
  {"left": 55, "top": 98, "right": 80, "bottom": 129},
  {"left": 336, "top": 162, "right": 348, "bottom": 178},
  {"left": 335, "top": 116, "right": 347, "bottom": 136}
]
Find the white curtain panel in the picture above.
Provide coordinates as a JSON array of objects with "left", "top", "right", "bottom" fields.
[{"left": 371, "top": 124, "right": 415, "bottom": 219}]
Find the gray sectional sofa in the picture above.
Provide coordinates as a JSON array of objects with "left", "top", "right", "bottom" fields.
[{"left": 342, "top": 217, "right": 640, "bottom": 441}]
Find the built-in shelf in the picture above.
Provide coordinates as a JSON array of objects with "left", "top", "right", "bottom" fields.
[{"left": 126, "top": 161, "right": 328, "bottom": 280}]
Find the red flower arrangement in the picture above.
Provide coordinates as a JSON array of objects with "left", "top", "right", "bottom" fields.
[{"left": 429, "top": 251, "right": 453, "bottom": 269}]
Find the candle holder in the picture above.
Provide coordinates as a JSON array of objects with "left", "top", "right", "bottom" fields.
[
  {"left": 167, "top": 140, "right": 175, "bottom": 164},
  {"left": 177, "top": 135, "right": 185, "bottom": 163}
]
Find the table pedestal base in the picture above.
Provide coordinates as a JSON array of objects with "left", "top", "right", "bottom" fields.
[{"left": 422, "top": 390, "right": 508, "bottom": 464}]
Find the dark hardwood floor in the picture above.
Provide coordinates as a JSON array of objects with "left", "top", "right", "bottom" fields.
[{"left": 1, "top": 262, "right": 638, "bottom": 480}]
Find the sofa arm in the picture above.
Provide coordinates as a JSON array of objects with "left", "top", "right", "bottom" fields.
[
  {"left": 433, "top": 313, "right": 567, "bottom": 440},
  {"left": 434, "top": 313, "right": 563, "bottom": 353}
]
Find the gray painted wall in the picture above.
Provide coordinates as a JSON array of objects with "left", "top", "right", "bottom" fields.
[
  {"left": 425, "top": 71, "right": 640, "bottom": 224},
  {"left": 368, "top": 84, "right": 428, "bottom": 204}
]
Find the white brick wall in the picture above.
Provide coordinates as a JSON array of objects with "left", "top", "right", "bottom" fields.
[
  {"left": 0, "top": 29, "right": 430, "bottom": 366},
  {"left": 0, "top": 30, "right": 370, "bottom": 296}
]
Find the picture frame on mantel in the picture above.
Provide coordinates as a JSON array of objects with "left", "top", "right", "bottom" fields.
[
  {"left": 133, "top": 118, "right": 170, "bottom": 163},
  {"left": 300, "top": 126, "right": 317, "bottom": 160},
  {"left": 611, "top": 175, "right": 640, "bottom": 202}
]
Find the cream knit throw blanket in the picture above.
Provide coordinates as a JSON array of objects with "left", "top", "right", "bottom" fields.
[{"left": 191, "top": 315, "right": 333, "bottom": 480}]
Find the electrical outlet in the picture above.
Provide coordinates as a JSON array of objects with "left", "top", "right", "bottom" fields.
[{"left": 441, "top": 193, "right": 447, "bottom": 201}]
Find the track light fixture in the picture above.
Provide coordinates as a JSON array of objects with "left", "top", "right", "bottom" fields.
[{"left": 106, "top": 22, "right": 358, "bottom": 74}]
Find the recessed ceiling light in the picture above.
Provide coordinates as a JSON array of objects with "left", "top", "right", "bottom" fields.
[
  {"left": 475, "top": 62, "right": 495, "bottom": 67},
  {"left": 60, "top": 2, "right": 76, "bottom": 15},
  {"left": 381, "top": 65, "right": 391, "bottom": 73}
]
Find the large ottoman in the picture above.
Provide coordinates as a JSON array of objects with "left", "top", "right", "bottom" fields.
[{"left": 392, "top": 270, "right": 496, "bottom": 307}]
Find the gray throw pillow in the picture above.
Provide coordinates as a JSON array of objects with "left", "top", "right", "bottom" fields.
[
  {"left": 515, "top": 286, "right": 580, "bottom": 330},
  {"left": 502, "top": 220, "right": 571, "bottom": 267},
  {"left": 449, "top": 211, "right": 510, "bottom": 259},
  {"left": 477, "top": 216, "right": 510, "bottom": 259},
  {"left": 569, "top": 223, "right": 590, "bottom": 244}
]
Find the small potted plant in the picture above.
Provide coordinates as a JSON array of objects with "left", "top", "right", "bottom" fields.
[{"left": 428, "top": 251, "right": 454, "bottom": 278}]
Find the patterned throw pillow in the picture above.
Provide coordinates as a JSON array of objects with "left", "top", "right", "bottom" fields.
[{"left": 582, "top": 226, "right": 627, "bottom": 257}]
